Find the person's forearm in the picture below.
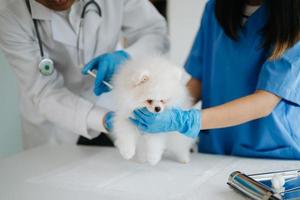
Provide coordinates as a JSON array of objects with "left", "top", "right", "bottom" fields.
[{"left": 201, "top": 90, "right": 281, "bottom": 130}]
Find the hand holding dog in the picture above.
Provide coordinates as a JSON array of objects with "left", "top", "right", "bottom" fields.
[{"left": 130, "top": 107, "right": 202, "bottom": 138}]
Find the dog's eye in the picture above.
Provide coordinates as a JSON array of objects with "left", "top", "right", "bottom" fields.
[
  {"left": 160, "top": 100, "right": 168, "bottom": 104},
  {"left": 146, "top": 100, "right": 153, "bottom": 104}
]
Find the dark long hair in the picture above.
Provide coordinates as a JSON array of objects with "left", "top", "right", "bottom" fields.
[{"left": 215, "top": 0, "right": 300, "bottom": 59}]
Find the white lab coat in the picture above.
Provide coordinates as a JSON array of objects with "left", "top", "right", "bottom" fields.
[{"left": 0, "top": 0, "right": 169, "bottom": 149}]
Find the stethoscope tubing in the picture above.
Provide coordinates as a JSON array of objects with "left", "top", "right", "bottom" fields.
[{"left": 25, "top": 0, "right": 102, "bottom": 63}]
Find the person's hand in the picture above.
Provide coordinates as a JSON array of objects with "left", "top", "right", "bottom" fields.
[
  {"left": 103, "top": 111, "right": 115, "bottom": 132},
  {"left": 82, "top": 50, "right": 130, "bottom": 96},
  {"left": 130, "top": 107, "right": 201, "bottom": 138}
]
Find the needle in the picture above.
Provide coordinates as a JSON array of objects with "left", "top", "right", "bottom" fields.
[
  {"left": 80, "top": 65, "right": 113, "bottom": 89},
  {"left": 87, "top": 70, "right": 113, "bottom": 90}
]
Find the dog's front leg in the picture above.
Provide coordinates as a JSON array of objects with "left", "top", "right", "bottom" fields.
[
  {"left": 114, "top": 115, "right": 139, "bottom": 160},
  {"left": 145, "top": 134, "right": 166, "bottom": 165}
]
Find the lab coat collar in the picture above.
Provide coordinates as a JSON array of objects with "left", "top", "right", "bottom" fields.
[
  {"left": 29, "top": 0, "right": 83, "bottom": 34},
  {"left": 51, "top": 0, "right": 84, "bottom": 47},
  {"left": 29, "top": 0, "right": 52, "bottom": 20},
  {"left": 69, "top": 0, "right": 85, "bottom": 35}
]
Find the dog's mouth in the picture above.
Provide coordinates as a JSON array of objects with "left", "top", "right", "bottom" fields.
[{"left": 145, "top": 106, "right": 163, "bottom": 113}]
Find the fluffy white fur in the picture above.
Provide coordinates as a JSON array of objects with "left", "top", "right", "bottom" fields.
[{"left": 112, "top": 56, "right": 194, "bottom": 165}]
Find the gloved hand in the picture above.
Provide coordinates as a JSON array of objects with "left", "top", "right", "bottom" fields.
[
  {"left": 130, "top": 107, "right": 201, "bottom": 138},
  {"left": 103, "top": 111, "right": 115, "bottom": 132},
  {"left": 82, "top": 50, "right": 130, "bottom": 96}
]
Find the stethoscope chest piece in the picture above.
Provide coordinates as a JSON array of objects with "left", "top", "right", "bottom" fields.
[
  {"left": 39, "top": 58, "right": 54, "bottom": 76},
  {"left": 25, "top": 0, "right": 102, "bottom": 77}
]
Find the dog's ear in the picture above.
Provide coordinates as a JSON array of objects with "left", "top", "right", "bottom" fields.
[{"left": 134, "top": 71, "right": 150, "bottom": 87}]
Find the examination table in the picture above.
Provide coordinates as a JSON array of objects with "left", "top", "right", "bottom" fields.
[{"left": 1, "top": 144, "right": 299, "bottom": 200}]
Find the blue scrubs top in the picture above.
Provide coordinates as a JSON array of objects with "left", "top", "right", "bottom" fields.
[{"left": 185, "top": 0, "right": 300, "bottom": 159}]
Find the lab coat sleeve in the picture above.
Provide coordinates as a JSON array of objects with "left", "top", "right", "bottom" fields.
[
  {"left": 121, "top": 0, "right": 170, "bottom": 58},
  {"left": 0, "top": 11, "right": 107, "bottom": 139},
  {"left": 256, "top": 49, "right": 300, "bottom": 106},
  {"left": 184, "top": 2, "right": 210, "bottom": 81}
]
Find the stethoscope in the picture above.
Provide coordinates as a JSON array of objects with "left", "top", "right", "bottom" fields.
[{"left": 25, "top": 0, "right": 102, "bottom": 76}]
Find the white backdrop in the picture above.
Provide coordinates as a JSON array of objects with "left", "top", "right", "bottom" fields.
[{"left": 168, "top": 0, "right": 206, "bottom": 66}]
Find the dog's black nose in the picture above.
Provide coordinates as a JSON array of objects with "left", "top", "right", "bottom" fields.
[{"left": 154, "top": 107, "right": 161, "bottom": 112}]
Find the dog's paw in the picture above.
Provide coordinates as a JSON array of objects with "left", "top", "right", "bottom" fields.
[
  {"left": 120, "top": 148, "right": 135, "bottom": 160},
  {"left": 115, "top": 140, "right": 136, "bottom": 160},
  {"left": 178, "top": 158, "right": 190, "bottom": 164},
  {"left": 176, "top": 155, "right": 191, "bottom": 164},
  {"left": 147, "top": 154, "right": 162, "bottom": 166},
  {"left": 148, "top": 158, "right": 160, "bottom": 166}
]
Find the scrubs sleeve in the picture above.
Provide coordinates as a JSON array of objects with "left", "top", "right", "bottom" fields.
[
  {"left": 256, "top": 52, "right": 300, "bottom": 106},
  {"left": 184, "top": 1, "right": 211, "bottom": 80}
]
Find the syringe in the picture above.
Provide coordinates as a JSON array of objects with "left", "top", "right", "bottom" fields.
[{"left": 86, "top": 70, "right": 113, "bottom": 90}]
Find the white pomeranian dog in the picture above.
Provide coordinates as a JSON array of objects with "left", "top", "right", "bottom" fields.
[{"left": 111, "top": 56, "right": 194, "bottom": 165}]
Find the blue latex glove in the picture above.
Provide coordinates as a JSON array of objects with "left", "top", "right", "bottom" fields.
[
  {"left": 103, "top": 111, "right": 115, "bottom": 132},
  {"left": 130, "top": 107, "right": 201, "bottom": 138},
  {"left": 82, "top": 50, "right": 130, "bottom": 96}
]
